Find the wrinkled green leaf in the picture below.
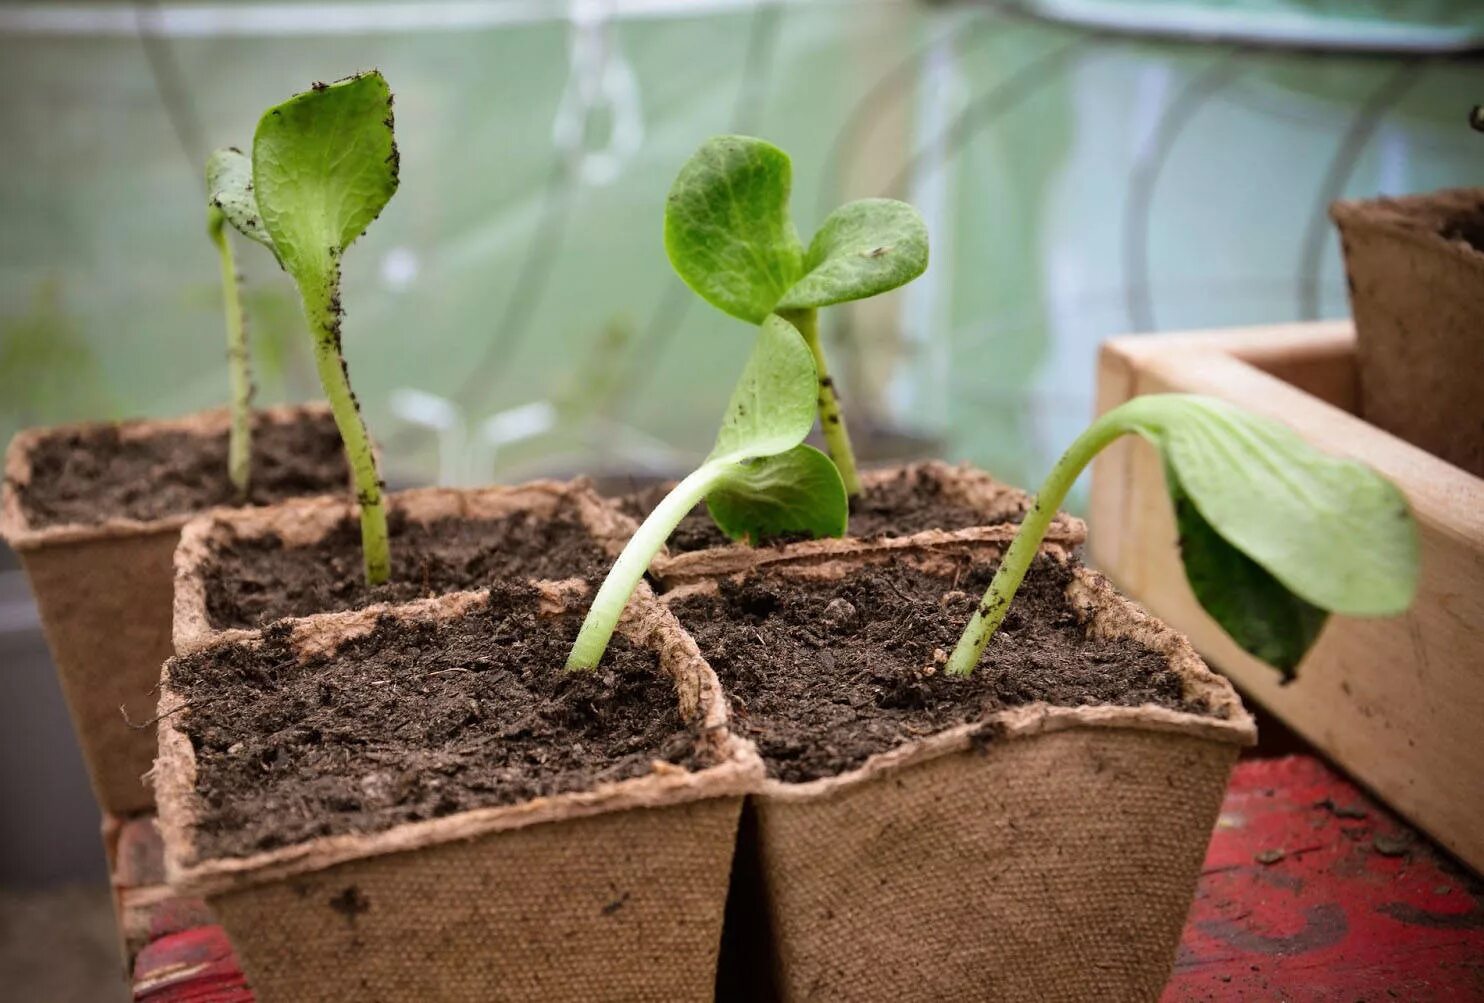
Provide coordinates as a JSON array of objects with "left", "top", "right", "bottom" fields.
[
  {"left": 1168, "top": 461, "right": 1329, "bottom": 676},
  {"left": 708, "top": 313, "right": 818, "bottom": 464},
  {"left": 708, "top": 444, "right": 848, "bottom": 543},
  {"left": 206, "top": 147, "right": 276, "bottom": 254},
  {"left": 664, "top": 135, "right": 804, "bottom": 324},
  {"left": 776, "top": 198, "right": 929, "bottom": 312},
  {"left": 252, "top": 72, "right": 399, "bottom": 289},
  {"left": 1122, "top": 394, "right": 1418, "bottom": 618}
]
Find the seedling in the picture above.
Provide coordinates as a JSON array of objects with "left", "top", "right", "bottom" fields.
[
  {"left": 208, "top": 72, "right": 399, "bottom": 585},
  {"left": 567, "top": 315, "right": 848, "bottom": 670},
  {"left": 205, "top": 153, "right": 254, "bottom": 497},
  {"left": 945, "top": 394, "right": 1420, "bottom": 679},
  {"left": 664, "top": 136, "right": 928, "bottom": 497}
]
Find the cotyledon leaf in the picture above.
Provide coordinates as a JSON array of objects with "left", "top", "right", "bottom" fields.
[
  {"left": 206, "top": 147, "right": 276, "bottom": 256},
  {"left": 775, "top": 198, "right": 929, "bottom": 312}
]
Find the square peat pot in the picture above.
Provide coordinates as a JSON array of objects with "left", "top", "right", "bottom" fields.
[
  {"left": 1092, "top": 321, "right": 1484, "bottom": 874},
  {"left": 662, "top": 544, "right": 1254, "bottom": 1001},
  {"left": 0, "top": 403, "right": 347, "bottom": 814},
  {"left": 1331, "top": 188, "right": 1484, "bottom": 477},
  {"left": 153, "top": 583, "right": 760, "bottom": 1002},
  {"left": 637, "top": 460, "right": 1085, "bottom": 589},
  {"left": 172, "top": 479, "right": 636, "bottom": 655}
]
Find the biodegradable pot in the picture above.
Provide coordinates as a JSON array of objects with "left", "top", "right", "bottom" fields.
[
  {"left": 173, "top": 478, "right": 637, "bottom": 655},
  {"left": 1331, "top": 188, "right": 1484, "bottom": 477},
  {"left": 649, "top": 460, "right": 1086, "bottom": 589},
  {"left": 664, "top": 545, "right": 1255, "bottom": 1002},
  {"left": 154, "top": 583, "right": 762, "bottom": 1003},
  {"left": 0, "top": 403, "right": 343, "bottom": 814}
]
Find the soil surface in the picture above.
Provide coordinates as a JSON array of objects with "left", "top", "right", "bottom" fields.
[
  {"left": 14, "top": 411, "right": 348, "bottom": 530},
  {"left": 172, "top": 583, "right": 704, "bottom": 858},
  {"left": 614, "top": 466, "right": 1022, "bottom": 555},
  {"left": 1440, "top": 203, "right": 1484, "bottom": 254},
  {"left": 670, "top": 557, "right": 1212, "bottom": 784},
  {"left": 203, "top": 499, "right": 613, "bottom": 629}
]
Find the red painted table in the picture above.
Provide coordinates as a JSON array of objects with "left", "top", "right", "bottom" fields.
[{"left": 120, "top": 755, "right": 1483, "bottom": 1001}]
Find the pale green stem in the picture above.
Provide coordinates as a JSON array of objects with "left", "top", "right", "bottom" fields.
[
  {"left": 780, "top": 308, "right": 862, "bottom": 497},
  {"left": 305, "top": 274, "right": 390, "bottom": 587},
  {"left": 208, "top": 209, "right": 253, "bottom": 498},
  {"left": 567, "top": 465, "right": 721, "bottom": 670},
  {"left": 944, "top": 407, "right": 1132, "bottom": 677}
]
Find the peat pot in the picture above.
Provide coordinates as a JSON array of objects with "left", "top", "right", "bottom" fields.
[
  {"left": 172, "top": 478, "right": 636, "bottom": 655},
  {"left": 663, "top": 543, "right": 1255, "bottom": 1002},
  {"left": 637, "top": 460, "right": 1085, "bottom": 589},
  {"left": 153, "top": 583, "right": 760, "bottom": 1002},
  {"left": 0, "top": 404, "right": 347, "bottom": 814},
  {"left": 1331, "top": 188, "right": 1484, "bottom": 477}
]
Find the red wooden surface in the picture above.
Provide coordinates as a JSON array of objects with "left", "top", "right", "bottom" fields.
[
  {"left": 1165, "top": 756, "right": 1484, "bottom": 1001},
  {"left": 120, "top": 755, "right": 1483, "bottom": 1001}
]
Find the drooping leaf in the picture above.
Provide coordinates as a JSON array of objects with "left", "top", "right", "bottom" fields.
[
  {"left": 707, "top": 313, "right": 819, "bottom": 464},
  {"left": 1168, "top": 461, "right": 1329, "bottom": 676},
  {"left": 252, "top": 72, "right": 399, "bottom": 289},
  {"left": 663, "top": 135, "right": 804, "bottom": 324},
  {"left": 708, "top": 444, "right": 848, "bottom": 543},
  {"left": 206, "top": 147, "right": 276, "bottom": 255},
  {"left": 1115, "top": 394, "right": 1419, "bottom": 620},
  {"left": 776, "top": 198, "right": 929, "bottom": 312}
]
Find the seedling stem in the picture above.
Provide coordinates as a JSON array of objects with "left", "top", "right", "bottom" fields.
[
  {"left": 207, "top": 206, "right": 253, "bottom": 498},
  {"left": 781, "top": 307, "right": 861, "bottom": 496}
]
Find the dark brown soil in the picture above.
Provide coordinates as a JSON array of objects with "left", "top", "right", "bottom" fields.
[
  {"left": 1440, "top": 205, "right": 1484, "bottom": 255},
  {"left": 202, "top": 499, "right": 614, "bottom": 629},
  {"left": 670, "top": 557, "right": 1213, "bottom": 784},
  {"left": 14, "top": 411, "right": 348, "bottom": 529},
  {"left": 613, "top": 466, "right": 1021, "bottom": 556},
  {"left": 171, "top": 582, "right": 704, "bottom": 858}
]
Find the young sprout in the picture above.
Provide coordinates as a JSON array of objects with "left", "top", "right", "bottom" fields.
[
  {"left": 664, "top": 136, "right": 928, "bottom": 497},
  {"left": 208, "top": 72, "right": 399, "bottom": 585},
  {"left": 567, "top": 315, "right": 848, "bottom": 670},
  {"left": 945, "top": 394, "right": 1420, "bottom": 679},
  {"left": 205, "top": 153, "right": 255, "bottom": 498}
]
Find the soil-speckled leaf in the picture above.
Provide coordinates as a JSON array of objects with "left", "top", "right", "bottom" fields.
[
  {"left": 776, "top": 198, "right": 928, "bottom": 311},
  {"left": 252, "top": 71, "right": 399, "bottom": 286},
  {"left": 708, "top": 314, "right": 818, "bottom": 464},
  {"left": 1119, "top": 394, "right": 1419, "bottom": 617},
  {"left": 708, "top": 444, "right": 848, "bottom": 543},
  {"left": 1169, "top": 461, "right": 1328, "bottom": 676},
  {"left": 206, "top": 147, "right": 275, "bottom": 254},
  {"left": 664, "top": 135, "right": 804, "bottom": 324}
]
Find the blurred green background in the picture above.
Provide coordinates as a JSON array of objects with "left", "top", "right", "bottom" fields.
[{"left": 1, "top": 0, "right": 1480, "bottom": 507}]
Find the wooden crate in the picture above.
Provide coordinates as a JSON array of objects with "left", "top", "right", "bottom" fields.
[{"left": 1090, "top": 321, "right": 1484, "bottom": 875}]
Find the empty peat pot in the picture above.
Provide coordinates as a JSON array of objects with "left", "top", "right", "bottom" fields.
[
  {"left": 172, "top": 479, "right": 637, "bottom": 655},
  {"left": 153, "top": 582, "right": 760, "bottom": 1002},
  {"left": 0, "top": 404, "right": 348, "bottom": 814},
  {"left": 616, "top": 460, "right": 1086, "bottom": 589},
  {"left": 1331, "top": 187, "right": 1484, "bottom": 477},
  {"left": 664, "top": 544, "right": 1255, "bottom": 1002}
]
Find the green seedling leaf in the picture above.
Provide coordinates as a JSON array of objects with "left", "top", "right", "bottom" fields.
[
  {"left": 776, "top": 198, "right": 929, "bottom": 312},
  {"left": 206, "top": 147, "right": 275, "bottom": 255},
  {"left": 946, "top": 393, "right": 1419, "bottom": 679},
  {"left": 254, "top": 72, "right": 399, "bottom": 292},
  {"left": 1168, "top": 462, "right": 1327, "bottom": 676},
  {"left": 709, "top": 444, "right": 848, "bottom": 543},
  {"left": 568, "top": 315, "right": 848, "bottom": 669},
  {"left": 664, "top": 135, "right": 803, "bottom": 324},
  {"left": 245, "top": 71, "right": 399, "bottom": 586}
]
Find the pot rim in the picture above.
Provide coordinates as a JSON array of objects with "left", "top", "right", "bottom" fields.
[
  {"left": 172, "top": 478, "right": 640, "bottom": 655},
  {"left": 1, "top": 403, "right": 337, "bottom": 551},
  {"left": 662, "top": 550, "right": 1257, "bottom": 804},
  {"left": 1330, "top": 187, "right": 1484, "bottom": 272},
  {"left": 154, "top": 581, "right": 763, "bottom": 899},
  {"left": 650, "top": 460, "right": 1087, "bottom": 587}
]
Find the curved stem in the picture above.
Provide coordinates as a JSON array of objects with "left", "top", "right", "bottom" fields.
[
  {"left": 305, "top": 272, "right": 389, "bottom": 586},
  {"left": 781, "top": 308, "right": 861, "bottom": 497},
  {"left": 209, "top": 210, "right": 253, "bottom": 498},
  {"left": 567, "top": 464, "right": 721, "bottom": 670},
  {"left": 945, "top": 407, "right": 1132, "bottom": 677}
]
